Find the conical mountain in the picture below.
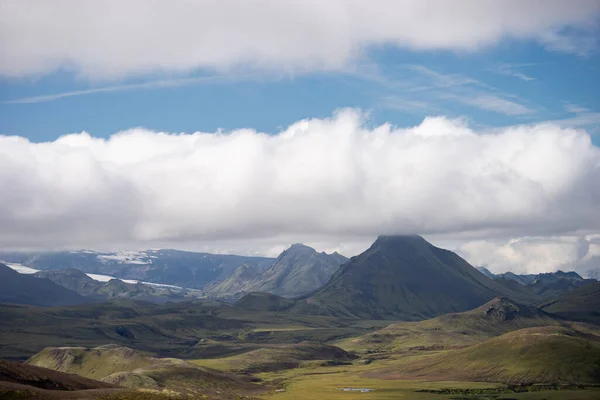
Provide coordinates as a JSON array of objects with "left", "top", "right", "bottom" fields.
[
  {"left": 295, "top": 235, "right": 535, "bottom": 320},
  {"left": 205, "top": 244, "right": 347, "bottom": 298}
]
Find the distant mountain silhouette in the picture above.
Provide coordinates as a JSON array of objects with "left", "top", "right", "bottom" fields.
[{"left": 206, "top": 244, "right": 347, "bottom": 298}]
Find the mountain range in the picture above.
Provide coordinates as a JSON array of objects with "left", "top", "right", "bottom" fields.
[
  {"left": 0, "top": 249, "right": 275, "bottom": 289},
  {"left": 477, "top": 267, "right": 596, "bottom": 301},
  {"left": 33, "top": 268, "right": 195, "bottom": 302}
]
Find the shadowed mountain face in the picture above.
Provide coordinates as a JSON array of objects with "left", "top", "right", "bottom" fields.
[
  {"left": 0, "top": 263, "right": 90, "bottom": 307},
  {"left": 206, "top": 244, "right": 348, "bottom": 298},
  {"left": 295, "top": 235, "right": 535, "bottom": 320},
  {"left": 541, "top": 281, "right": 600, "bottom": 325}
]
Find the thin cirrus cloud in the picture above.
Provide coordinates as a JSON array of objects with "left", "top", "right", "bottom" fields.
[
  {"left": 1, "top": 76, "right": 235, "bottom": 104},
  {"left": 1, "top": 0, "right": 599, "bottom": 79},
  {"left": 368, "top": 65, "right": 536, "bottom": 117},
  {"left": 1, "top": 109, "right": 599, "bottom": 253}
]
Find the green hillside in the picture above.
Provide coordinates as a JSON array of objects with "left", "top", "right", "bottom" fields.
[
  {"left": 192, "top": 342, "right": 355, "bottom": 373},
  {"left": 376, "top": 326, "right": 600, "bottom": 384},
  {"left": 235, "top": 292, "right": 296, "bottom": 312},
  {"left": 339, "top": 297, "right": 562, "bottom": 353},
  {"left": 26, "top": 344, "right": 266, "bottom": 397}
]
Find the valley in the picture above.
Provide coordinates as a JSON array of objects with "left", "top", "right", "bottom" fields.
[{"left": 1, "top": 236, "right": 600, "bottom": 399}]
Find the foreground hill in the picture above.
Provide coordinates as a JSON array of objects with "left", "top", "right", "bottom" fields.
[
  {"left": 294, "top": 235, "right": 535, "bottom": 320},
  {"left": 339, "top": 297, "right": 562, "bottom": 353},
  {"left": 27, "top": 344, "right": 268, "bottom": 398},
  {"left": 542, "top": 282, "right": 600, "bottom": 325},
  {"left": 205, "top": 244, "right": 347, "bottom": 298},
  {"left": 376, "top": 325, "right": 600, "bottom": 384},
  {"left": 0, "top": 358, "right": 116, "bottom": 391},
  {"left": 0, "top": 263, "right": 90, "bottom": 307},
  {"left": 192, "top": 342, "right": 356, "bottom": 373},
  {"left": 0, "top": 249, "right": 275, "bottom": 289}
]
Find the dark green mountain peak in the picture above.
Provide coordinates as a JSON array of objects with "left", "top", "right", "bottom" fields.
[{"left": 295, "top": 235, "right": 535, "bottom": 320}]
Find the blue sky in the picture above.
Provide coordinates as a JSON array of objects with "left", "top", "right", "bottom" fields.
[
  {"left": 2, "top": 1, "right": 600, "bottom": 275},
  {"left": 1, "top": 41, "right": 599, "bottom": 145}
]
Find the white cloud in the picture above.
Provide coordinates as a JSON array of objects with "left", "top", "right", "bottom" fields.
[
  {"left": 1, "top": 0, "right": 599, "bottom": 79},
  {"left": 1, "top": 109, "right": 599, "bottom": 252},
  {"left": 457, "top": 235, "right": 600, "bottom": 277}
]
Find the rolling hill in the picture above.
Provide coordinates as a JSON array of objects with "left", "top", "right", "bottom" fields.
[
  {"left": 192, "top": 342, "right": 356, "bottom": 373},
  {"left": 26, "top": 344, "right": 268, "bottom": 398},
  {"left": 205, "top": 244, "right": 347, "bottom": 298},
  {"left": 339, "top": 297, "right": 563, "bottom": 353},
  {"left": 294, "top": 235, "right": 536, "bottom": 320},
  {"left": 376, "top": 325, "right": 600, "bottom": 384},
  {"left": 0, "top": 263, "right": 90, "bottom": 307}
]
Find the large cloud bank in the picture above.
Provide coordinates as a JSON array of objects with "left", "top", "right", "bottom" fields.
[
  {"left": 457, "top": 235, "right": 600, "bottom": 278},
  {"left": 1, "top": 0, "right": 599, "bottom": 78},
  {"left": 1, "top": 109, "right": 599, "bottom": 253}
]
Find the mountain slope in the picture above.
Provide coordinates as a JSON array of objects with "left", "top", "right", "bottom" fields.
[
  {"left": 203, "top": 264, "right": 263, "bottom": 296},
  {"left": 541, "top": 282, "right": 600, "bottom": 325},
  {"left": 295, "top": 235, "right": 536, "bottom": 320},
  {"left": 206, "top": 244, "right": 347, "bottom": 298},
  {"left": 33, "top": 268, "right": 101, "bottom": 296},
  {"left": 0, "top": 263, "right": 90, "bottom": 306}
]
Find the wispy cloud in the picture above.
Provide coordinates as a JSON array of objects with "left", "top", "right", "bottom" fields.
[
  {"left": 2, "top": 74, "right": 255, "bottom": 104},
  {"left": 494, "top": 63, "right": 537, "bottom": 82},
  {"left": 454, "top": 94, "right": 535, "bottom": 116},
  {"left": 360, "top": 64, "right": 536, "bottom": 117},
  {"left": 564, "top": 103, "right": 591, "bottom": 114}
]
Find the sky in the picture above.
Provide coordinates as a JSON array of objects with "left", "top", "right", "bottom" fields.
[{"left": 1, "top": 0, "right": 600, "bottom": 277}]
